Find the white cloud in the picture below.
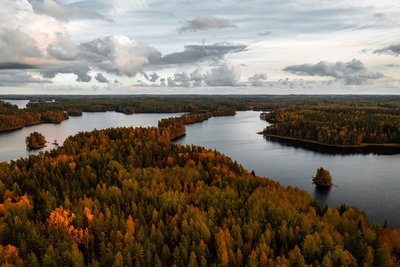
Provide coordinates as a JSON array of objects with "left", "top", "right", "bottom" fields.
[
  {"left": 79, "top": 35, "right": 161, "bottom": 77},
  {"left": 0, "top": 0, "right": 74, "bottom": 66},
  {"left": 204, "top": 63, "right": 241, "bottom": 86}
]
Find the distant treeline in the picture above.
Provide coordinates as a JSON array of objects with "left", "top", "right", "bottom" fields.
[
  {"left": 20, "top": 95, "right": 400, "bottom": 114},
  {"left": 262, "top": 102, "right": 400, "bottom": 146}
]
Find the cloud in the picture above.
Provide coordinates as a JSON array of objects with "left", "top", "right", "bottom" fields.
[
  {"left": 190, "top": 69, "right": 203, "bottom": 86},
  {"left": 167, "top": 72, "right": 191, "bottom": 87},
  {"left": 0, "top": 62, "right": 38, "bottom": 70},
  {"left": 374, "top": 44, "right": 400, "bottom": 56},
  {"left": 204, "top": 63, "right": 240, "bottom": 86},
  {"left": 166, "top": 64, "right": 240, "bottom": 87},
  {"left": 258, "top": 31, "right": 272, "bottom": 36},
  {"left": 0, "top": 0, "right": 74, "bottom": 66},
  {"left": 31, "top": 0, "right": 114, "bottom": 22},
  {"left": 156, "top": 43, "right": 246, "bottom": 65},
  {"left": 0, "top": 70, "right": 51, "bottom": 86},
  {"left": 283, "top": 59, "right": 383, "bottom": 85},
  {"left": 248, "top": 73, "right": 267, "bottom": 86},
  {"left": 46, "top": 32, "right": 78, "bottom": 61},
  {"left": 0, "top": 28, "right": 42, "bottom": 63},
  {"left": 142, "top": 72, "right": 160, "bottom": 82},
  {"left": 95, "top": 73, "right": 109, "bottom": 83},
  {"left": 41, "top": 63, "right": 91, "bottom": 82},
  {"left": 79, "top": 35, "right": 161, "bottom": 77},
  {"left": 178, "top": 16, "right": 236, "bottom": 33}
]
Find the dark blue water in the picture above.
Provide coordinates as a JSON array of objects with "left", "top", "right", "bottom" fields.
[
  {"left": 176, "top": 111, "right": 400, "bottom": 227},
  {"left": 0, "top": 110, "right": 398, "bottom": 227}
]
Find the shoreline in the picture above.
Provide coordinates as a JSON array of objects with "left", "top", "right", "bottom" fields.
[{"left": 261, "top": 133, "right": 400, "bottom": 154}]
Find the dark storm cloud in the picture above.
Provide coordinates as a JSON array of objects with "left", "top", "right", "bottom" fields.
[
  {"left": 156, "top": 43, "right": 246, "bottom": 65},
  {"left": 374, "top": 44, "right": 400, "bottom": 56},
  {"left": 178, "top": 16, "right": 236, "bottom": 33},
  {"left": 31, "top": 0, "right": 114, "bottom": 22},
  {"left": 283, "top": 59, "right": 383, "bottom": 85}
]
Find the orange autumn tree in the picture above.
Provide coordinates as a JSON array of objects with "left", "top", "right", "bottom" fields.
[{"left": 47, "top": 207, "right": 87, "bottom": 245}]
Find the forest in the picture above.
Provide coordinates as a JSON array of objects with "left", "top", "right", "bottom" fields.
[
  {"left": 0, "top": 101, "right": 68, "bottom": 133},
  {"left": 3, "top": 95, "right": 400, "bottom": 139},
  {"left": 0, "top": 114, "right": 399, "bottom": 266},
  {"left": 261, "top": 102, "right": 400, "bottom": 146}
]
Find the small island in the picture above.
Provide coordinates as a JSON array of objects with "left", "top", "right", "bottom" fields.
[
  {"left": 312, "top": 167, "right": 333, "bottom": 188},
  {"left": 26, "top": 132, "right": 47, "bottom": 150}
]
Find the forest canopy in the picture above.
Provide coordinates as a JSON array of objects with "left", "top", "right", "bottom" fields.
[{"left": 261, "top": 102, "right": 400, "bottom": 146}]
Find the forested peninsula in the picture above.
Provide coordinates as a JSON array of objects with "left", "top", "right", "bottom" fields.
[
  {"left": 0, "top": 101, "right": 68, "bottom": 133},
  {"left": 0, "top": 114, "right": 399, "bottom": 266},
  {"left": 261, "top": 101, "right": 400, "bottom": 153}
]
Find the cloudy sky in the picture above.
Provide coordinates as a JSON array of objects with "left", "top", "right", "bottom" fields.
[{"left": 1, "top": 0, "right": 400, "bottom": 94}]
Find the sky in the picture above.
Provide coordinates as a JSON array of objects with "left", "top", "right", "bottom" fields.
[{"left": 0, "top": 0, "right": 400, "bottom": 94}]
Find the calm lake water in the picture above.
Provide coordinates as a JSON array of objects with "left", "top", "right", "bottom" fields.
[
  {"left": 176, "top": 111, "right": 400, "bottom": 227},
  {"left": 0, "top": 111, "right": 398, "bottom": 227},
  {"left": 0, "top": 112, "right": 181, "bottom": 162}
]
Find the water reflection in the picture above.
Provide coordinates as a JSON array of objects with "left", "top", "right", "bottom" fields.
[
  {"left": 313, "top": 186, "right": 332, "bottom": 203},
  {"left": 264, "top": 136, "right": 400, "bottom": 155}
]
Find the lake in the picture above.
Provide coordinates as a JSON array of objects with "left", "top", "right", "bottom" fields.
[
  {"left": 0, "top": 112, "right": 181, "bottom": 162},
  {"left": 176, "top": 111, "right": 400, "bottom": 227},
  {"left": 0, "top": 111, "right": 398, "bottom": 227}
]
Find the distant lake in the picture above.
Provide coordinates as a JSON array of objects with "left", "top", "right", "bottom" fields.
[{"left": 0, "top": 111, "right": 398, "bottom": 227}]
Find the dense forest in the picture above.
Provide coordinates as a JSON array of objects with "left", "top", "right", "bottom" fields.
[
  {"left": 262, "top": 102, "right": 400, "bottom": 146},
  {"left": 0, "top": 116, "right": 399, "bottom": 266},
  {"left": 0, "top": 101, "right": 68, "bottom": 133},
  {"left": 18, "top": 95, "right": 400, "bottom": 115}
]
